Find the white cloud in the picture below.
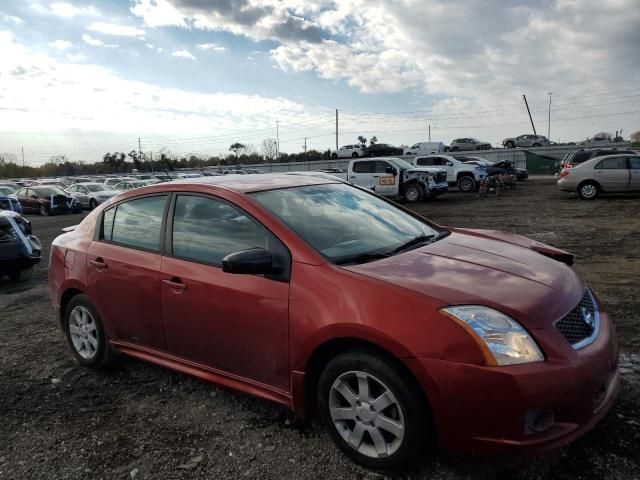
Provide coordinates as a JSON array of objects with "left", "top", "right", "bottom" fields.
[
  {"left": 1, "top": 13, "right": 24, "bottom": 24},
  {"left": 196, "top": 43, "right": 226, "bottom": 52},
  {"left": 172, "top": 49, "right": 196, "bottom": 60},
  {"left": 82, "top": 34, "right": 118, "bottom": 48},
  {"left": 87, "top": 22, "right": 145, "bottom": 38},
  {"left": 50, "top": 2, "right": 99, "bottom": 18},
  {"left": 50, "top": 39, "right": 73, "bottom": 50},
  {"left": 0, "top": 31, "right": 323, "bottom": 163}
]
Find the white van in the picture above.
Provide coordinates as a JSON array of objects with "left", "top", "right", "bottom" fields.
[{"left": 403, "top": 142, "right": 445, "bottom": 156}]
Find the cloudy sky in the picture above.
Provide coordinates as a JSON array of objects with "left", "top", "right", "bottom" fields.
[{"left": 0, "top": 0, "right": 639, "bottom": 165}]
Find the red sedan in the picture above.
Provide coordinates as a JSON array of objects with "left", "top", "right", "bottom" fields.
[{"left": 49, "top": 175, "right": 619, "bottom": 469}]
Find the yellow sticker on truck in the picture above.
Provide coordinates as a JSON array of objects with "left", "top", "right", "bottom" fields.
[{"left": 379, "top": 176, "right": 396, "bottom": 186}]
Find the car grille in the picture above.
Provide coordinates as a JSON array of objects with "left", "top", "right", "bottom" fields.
[
  {"left": 555, "top": 289, "right": 598, "bottom": 347},
  {"left": 436, "top": 172, "right": 447, "bottom": 183}
]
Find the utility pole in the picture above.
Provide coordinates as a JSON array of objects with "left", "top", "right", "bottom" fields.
[
  {"left": 522, "top": 94, "right": 537, "bottom": 135},
  {"left": 303, "top": 137, "right": 307, "bottom": 153},
  {"left": 276, "top": 121, "right": 280, "bottom": 160},
  {"left": 547, "top": 92, "right": 552, "bottom": 139},
  {"left": 335, "top": 109, "right": 339, "bottom": 150},
  {"left": 428, "top": 123, "right": 431, "bottom": 142},
  {"left": 21, "top": 146, "right": 25, "bottom": 166},
  {"left": 138, "top": 137, "right": 142, "bottom": 160}
]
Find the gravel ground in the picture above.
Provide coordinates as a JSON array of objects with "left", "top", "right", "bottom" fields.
[{"left": 1, "top": 179, "right": 639, "bottom": 479}]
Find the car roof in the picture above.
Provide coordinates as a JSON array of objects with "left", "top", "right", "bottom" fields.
[{"left": 156, "top": 173, "right": 338, "bottom": 193}]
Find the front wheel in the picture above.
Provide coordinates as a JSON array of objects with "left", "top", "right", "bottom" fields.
[
  {"left": 89, "top": 199, "right": 97, "bottom": 210},
  {"left": 578, "top": 181, "right": 599, "bottom": 200},
  {"left": 457, "top": 175, "right": 476, "bottom": 193},
  {"left": 39, "top": 204, "right": 49, "bottom": 216},
  {"left": 317, "top": 351, "right": 429, "bottom": 470},
  {"left": 505, "top": 141, "right": 515, "bottom": 149},
  {"left": 450, "top": 146, "right": 459, "bottom": 152},
  {"left": 331, "top": 153, "right": 338, "bottom": 159},
  {"left": 403, "top": 184, "right": 423, "bottom": 203}
]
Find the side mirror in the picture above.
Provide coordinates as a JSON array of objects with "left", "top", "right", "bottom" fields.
[
  {"left": 222, "top": 248, "right": 278, "bottom": 275},
  {"left": 446, "top": 161, "right": 453, "bottom": 166},
  {"left": 385, "top": 166, "right": 397, "bottom": 175}
]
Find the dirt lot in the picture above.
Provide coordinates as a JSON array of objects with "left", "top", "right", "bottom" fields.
[{"left": 1, "top": 179, "right": 639, "bottom": 479}]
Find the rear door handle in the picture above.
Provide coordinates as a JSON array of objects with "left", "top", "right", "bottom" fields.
[
  {"left": 89, "top": 258, "right": 107, "bottom": 270},
  {"left": 162, "top": 277, "right": 187, "bottom": 292}
]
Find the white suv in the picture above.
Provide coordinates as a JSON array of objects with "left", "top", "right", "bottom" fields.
[
  {"left": 331, "top": 144, "right": 367, "bottom": 158},
  {"left": 411, "top": 154, "right": 487, "bottom": 192}
]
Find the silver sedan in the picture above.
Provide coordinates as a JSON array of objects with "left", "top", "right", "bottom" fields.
[
  {"left": 65, "top": 183, "right": 119, "bottom": 209},
  {"left": 557, "top": 153, "right": 640, "bottom": 199}
]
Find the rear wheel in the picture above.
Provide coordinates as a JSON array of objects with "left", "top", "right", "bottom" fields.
[
  {"left": 450, "top": 146, "right": 459, "bottom": 152},
  {"left": 89, "top": 198, "right": 97, "bottom": 210},
  {"left": 331, "top": 153, "right": 338, "bottom": 159},
  {"left": 532, "top": 143, "right": 541, "bottom": 147},
  {"left": 505, "top": 141, "right": 515, "bottom": 149},
  {"left": 64, "top": 294, "right": 116, "bottom": 368},
  {"left": 457, "top": 175, "right": 476, "bottom": 193},
  {"left": 578, "top": 181, "right": 599, "bottom": 200},
  {"left": 403, "top": 184, "right": 423, "bottom": 203},
  {"left": 317, "top": 351, "right": 429, "bottom": 470},
  {"left": 352, "top": 152, "right": 359, "bottom": 158}
]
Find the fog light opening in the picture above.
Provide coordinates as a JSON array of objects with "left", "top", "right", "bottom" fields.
[{"left": 525, "top": 408, "right": 555, "bottom": 435}]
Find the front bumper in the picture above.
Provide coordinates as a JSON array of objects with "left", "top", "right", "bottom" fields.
[
  {"left": 428, "top": 183, "right": 449, "bottom": 195},
  {"left": 407, "top": 310, "right": 619, "bottom": 454}
]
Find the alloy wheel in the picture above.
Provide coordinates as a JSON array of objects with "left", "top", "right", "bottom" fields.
[
  {"left": 329, "top": 371, "right": 405, "bottom": 459},
  {"left": 68, "top": 306, "right": 99, "bottom": 360},
  {"left": 580, "top": 183, "right": 597, "bottom": 199}
]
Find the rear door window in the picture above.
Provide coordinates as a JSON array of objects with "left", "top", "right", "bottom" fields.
[
  {"left": 629, "top": 157, "right": 640, "bottom": 169},
  {"left": 104, "top": 195, "right": 167, "bottom": 251},
  {"left": 353, "top": 161, "right": 373, "bottom": 173},
  {"left": 416, "top": 157, "right": 434, "bottom": 166},
  {"left": 595, "top": 157, "right": 628, "bottom": 169}
]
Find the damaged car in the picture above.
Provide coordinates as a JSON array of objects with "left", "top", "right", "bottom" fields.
[
  {"left": 15, "top": 185, "right": 82, "bottom": 216},
  {"left": 0, "top": 210, "right": 41, "bottom": 281}
]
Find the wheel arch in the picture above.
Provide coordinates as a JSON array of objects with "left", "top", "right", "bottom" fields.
[
  {"left": 59, "top": 287, "right": 85, "bottom": 328},
  {"left": 298, "top": 336, "right": 432, "bottom": 422},
  {"left": 577, "top": 178, "right": 602, "bottom": 194},
  {"left": 456, "top": 171, "right": 474, "bottom": 180}
]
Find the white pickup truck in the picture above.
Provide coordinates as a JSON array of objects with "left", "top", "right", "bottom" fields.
[
  {"left": 411, "top": 154, "right": 487, "bottom": 192},
  {"left": 334, "top": 157, "right": 448, "bottom": 202}
]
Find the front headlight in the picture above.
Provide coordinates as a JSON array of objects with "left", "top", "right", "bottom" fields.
[{"left": 440, "top": 306, "right": 543, "bottom": 366}]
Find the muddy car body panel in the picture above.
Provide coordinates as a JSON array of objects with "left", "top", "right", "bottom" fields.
[{"left": 49, "top": 175, "right": 619, "bottom": 461}]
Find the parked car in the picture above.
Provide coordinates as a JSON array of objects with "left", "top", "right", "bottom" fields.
[
  {"left": 458, "top": 156, "right": 529, "bottom": 181},
  {"left": 0, "top": 185, "right": 17, "bottom": 196},
  {"left": 50, "top": 174, "right": 619, "bottom": 469},
  {"left": 113, "top": 180, "right": 150, "bottom": 191},
  {"left": 0, "top": 210, "right": 41, "bottom": 281},
  {"left": 578, "top": 136, "right": 613, "bottom": 147},
  {"left": 558, "top": 153, "right": 640, "bottom": 199},
  {"left": 331, "top": 144, "right": 368, "bottom": 158},
  {"left": 448, "top": 138, "right": 491, "bottom": 151},
  {"left": 411, "top": 154, "right": 487, "bottom": 192},
  {"left": 403, "top": 142, "right": 446, "bottom": 156},
  {"left": 104, "top": 177, "right": 135, "bottom": 188},
  {"left": 65, "top": 183, "right": 120, "bottom": 210},
  {"left": 335, "top": 157, "right": 448, "bottom": 202},
  {"left": 365, "top": 143, "right": 403, "bottom": 157},
  {"left": 0, "top": 182, "right": 21, "bottom": 191},
  {"left": 0, "top": 191, "right": 23, "bottom": 213},
  {"left": 319, "top": 168, "right": 344, "bottom": 174},
  {"left": 560, "top": 148, "right": 637, "bottom": 170},
  {"left": 502, "top": 134, "right": 550, "bottom": 148},
  {"left": 15, "top": 185, "right": 82, "bottom": 216}
]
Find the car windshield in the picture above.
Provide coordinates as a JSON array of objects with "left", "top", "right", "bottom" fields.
[
  {"left": 251, "top": 183, "right": 444, "bottom": 265},
  {"left": 35, "top": 186, "right": 66, "bottom": 196},
  {"left": 0, "top": 186, "right": 15, "bottom": 195},
  {"left": 84, "top": 184, "right": 108, "bottom": 192},
  {"left": 387, "top": 158, "right": 414, "bottom": 170}
]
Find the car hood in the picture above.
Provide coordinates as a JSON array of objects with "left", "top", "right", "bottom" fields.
[
  {"left": 406, "top": 167, "right": 446, "bottom": 175},
  {"left": 97, "top": 190, "right": 119, "bottom": 196},
  {"left": 343, "top": 229, "right": 583, "bottom": 328}
]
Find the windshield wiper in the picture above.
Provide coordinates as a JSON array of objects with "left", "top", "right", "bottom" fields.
[
  {"left": 390, "top": 234, "right": 436, "bottom": 254},
  {"left": 334, "top": 251, "right": 390, "bottom": 266}
]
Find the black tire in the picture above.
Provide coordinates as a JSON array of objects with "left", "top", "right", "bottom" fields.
[
  {"left": 532, "top": 143, "right": 541, "bottom": 147},
  {"left": 403, "top": 184, "right": 423, "bottom": 203},
  {"left": 578, "top": 181, "right": 600, "bottom": 200},
  {"left": 450, "top": 146, "right": 459, "bottom": 152},
  {"left": 63, "top": 294, "right": 116, "bottom": 368},
  {"left": 39, "top": 204, "right": 49, "bottom": 216},
  {"left": 505, "top": 141, "right": 515, "bottom": 149},
  {"left": 457, "top": 175, "right": 476, "bottom": 193},
  {"left": 89, "top": 199, "right": 97, "bottom": 210},
  {"left": 8, "top": 265, "right": 35, "bottom": 282},
  {"left": 317, "top": 351, "right": 429, "bottom": 470},
  {"left": 352, "top": 152, "right": 359, "bottom": 158},
  {"left": 331, "top": 153, "right": 338, "bottom": 159}
]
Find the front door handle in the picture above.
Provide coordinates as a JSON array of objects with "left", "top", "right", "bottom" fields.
[
  {"left": 89, "top": 258, "right": 107, "bottom": 270},
  {"left": 163, "top": 277, "right": 187, "bottom": 292}
]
